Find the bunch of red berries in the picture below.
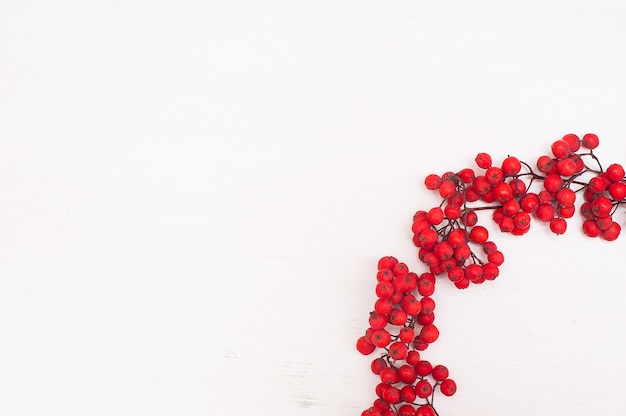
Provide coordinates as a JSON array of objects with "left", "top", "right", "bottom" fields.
[
  {"left": 357, "top": 134, "right": 624, "bottom": 415},
  {"left": 357, "top": 256, "right": 456, "bottom": 416}
]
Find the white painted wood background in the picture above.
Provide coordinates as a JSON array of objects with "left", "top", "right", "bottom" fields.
[{"left": 1, "top": 1, "right": 626, "bottom": 415}]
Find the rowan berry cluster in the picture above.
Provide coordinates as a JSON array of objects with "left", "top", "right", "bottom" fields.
[
  {"left": 357, "top": 256, "right": 455, "bottom": 416},
  {"left": 357, "top": 134, "right": 624, "bottom": 415}
]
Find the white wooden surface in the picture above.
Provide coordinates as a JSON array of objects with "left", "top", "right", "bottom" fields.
[{"left": 1, "top": 1, "right": 626, "bottom": 415}]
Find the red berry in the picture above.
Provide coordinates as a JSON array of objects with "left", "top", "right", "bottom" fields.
[
  {"left": 509, "top": 178, "right": 527, "bottom": 196},
  {"left": 543, "top": 174, "right": 563, "bottom": 193},
  {"left": 420, "top": 324, "right": 440, "bottom": 343},
  {"left": 551, "top": 139, "right": 571, "bottom": 159},
  {"left": 415, "top": 379, "right": 433, "bottom": 398},
  {"left": 501, "top": 156, "right": 522, "bottom": 175},
  {"left": 377, "top": 256, "right": 398, "bottom": 270},
  {"left": 406, "top": 351, "right": 420, "bottom": 366},
  {"left": 469, "top": 225, "right": 489, "bottom": 243},
  {"left": 462, "top": 211, "right": 478, "bottom": 227},
  {"left": 513, "top": 212, "right": 531, "bottom": 229},
  {"left": 426, "top": 207, "right": 444, "bottom": 225},
  {"left": 416, "top": 405, "right": 435, "bottom": 416},
  {"left": 521, "top": 193, "right": 540, "bottom": 213},
  {"left": 457, "top": 168, "right": 475, "bottom": 183},
  {"left": 374, "top": 298, "right": 393, "bottom": 314},
  {"left": 371, "top": 357, "right": 388, "bottom": 374},
  {"left": 415, "top": 360, "right": 433, "bottom": 377},
  {"left": 561, "top": 133, "right": 580, "bottom": 152},
  {"left": 438, "top": 180, "right": 456, "bottom": 198},
  {"left": 556, "top": 188, "right": 576, "bottom": 206},
  {"left": 357, "top": 336, "right": 376, "bottom": 355},
  {"left": 371, "top": 329, "right": 392, "bottom": 348},
  {"left": 431, "top": 364, "right": 449, "bottom": 381},
  {"left": 475, "top": 152, "right": 492, "bottom": 169},
  {"left": 382, "top": 386, "right": 401, "bottom": 404},
  {"left": 502, "top": 198, "right": 521, "bottom": 216},
  {"left": 375, "top": 281, "right": 395, "bottom": 299},
  {"left": 556, "top": 157, "right": 576, "bottom": 176},
  {"left": 424, "top": 174, "right": 442, "bottom": 190},
  {"left": 582, "top": 219, "right": 601, "bottom": 237},
  {"left": 588, "top": 176, "right": 607, "bottom": 193},
  {"left": 485, "top": 167, "right": 504, "bottom": 185},
  {"left": 389, "top": 309, "right": 408, "bottom": 326},
  {"left": 549, "top": 217, "right": 567, "bottom": 234},
  {"left": 601, "top": 221, "right": 621, "bottom": 241},
  {"left": 487, "top": 250, "right": 504, "bottom": 266},
  {"left": 492, "top": 182, "right": 513, "bottom": 203},
  {"left": 398, "top": 404, "right": 416, "bottom": 416},
  {"left": 388, "top": 341, "right": 408, "bottom": 360},
  {"left": 536, "top": 203, "right": 555, "bottom": 222},
  {"left": 606, "top": 163, "right": 625, "bottom": 182},
  {"left": 591, "top": 196, "right": 613, "bottom": 217},
  {"left": 536, "top": 155, "right": 554, "bottom": 173},
  {"left": 609, "top": 182, "right": 626, "bottom": 200},
  {"left": 440, "top": 378, "right": 457, "bottom": 396},
  {"left": 380, "top": 367, "right": 400, "bottom": 384},
  {"left": 582, "top": 133, "right": 599, "bottom": 149},
  {"left": 399, "top": 327, "right": 415, "bottom": 343}
]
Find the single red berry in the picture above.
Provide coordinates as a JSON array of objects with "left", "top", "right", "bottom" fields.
[
  {"left": 369, "top": 311, "right": 388, "bottom": 330},
  {"left": 454, "top": 277, "right": 470, "bottom": 289},
  {"left": 498, "top": 215, "right": 514, "bottom": 233},
  {"left": 464, "top": 264, "right": 483, "bottom": 282},
  {"left": 426, "top": 207, "right": 444, "bottom": 225},
  {"left": 399, "top": 327, "right": 415, "bottom": 343},
  {"left": 536, "top": 203, "right": 555, "bottom": 222},
  {"left": 440, "top": 378, "right": 457, "bottom": 396},
  {"left": 400, "top": 385, "right": 417, "bottom": 404},
  {"left": 388, "top": 342, "right": 408, "bottom": 360},
  {"left": 558, "top": 204, "right": 575, "bottom": 218},
  {"left": 502, "top": 198, "right": 521, "bottom": 216},
  {"left": 601, "top": 221, "right": 621, "bottom": 241},
  {"left": 420, "top": 324, "right": 440, "bottom": 343},
  {"left": 418, "top": 229, "right": 439, "bottom": 250},
  {"left": 487, "top": 250, "right": 504, "bottom": 266},
  {"left": 371, "top": 329, "right": 392, "bottom": 348},
  {"left": 482, "top": 262, "right": 500, "bottom": 280},
  {"left": 415, "top": 379, "right": 433, "bottom": 398},
  {"left": 606, "top": 163, "right": 625, "bottom": 182},
  {"left": 513, "top": 211, "right": 531, "bottom": 229},
  {"left": 492, "top": 182, "right": 513, "bottom": 203},
  {"left": 469, "top": 225, "right": 489, "bottom": 243},
  {"left": 392, "top": 262, "right": 409, "bottom": 277},
  {"left": 400, "top": 294, "right": 422, "bottom": 316},
  {"left": 454, "top": 244, "right": 472, "bottom": 262},
  {"left": 561, "top": 133, "right": 581, "bottom": 151},
  {"left": 521, "top": 193, "right": 540, "bottom": 213},
  {"left": 379, "top": 367, "right": 400, "bottom": 384},
  {"left": 438, "top": 180, "right": 456, "bottom": 198},
  {"left": 536, "top": 155, "right": 554, "bottom": 173},
  {"left": 551, "top": 139, "right": 571, "bottom": 159},
  {"left": 582, "top": 133, "right": 599, "bottom": 149},
  {"left": 415, "top": 405, "right": 435, "bottom": 416},
  {"left": 591, "top": 196, "right": 613, "bottom": 217},
  {"left": 375, "top": 281, "right": 395, "bottom": 299},
  {"left": 462, "top": 210, "right": 478, "bottom": 227},
  {"left": 475, "top": 152, "right": 492, "bottom": 169},
  {"left": 406, "top": 350, "right": 421, "bottom": 366},
  {"left": 509, "top": 178, "right": 527, "bottom": 196},
  {"left": 609, "top": 182, "right": 626, "bottom": 200},
  {"left": 549, "top": 217, "right": 567, "bottom": 234},
  {"left": 424, "top": 174, "right": 442, "bottom": 190},
  {"left": 543, "top": 174, "right": 563, "bottom": 193},
  {"left": 376, "top": 269, "right": 394, "bottom": 282},
  {"left": 444, "top": 204, "right": 461, "bottom": 220},
  {"left": 377, "top": 256, "right": 398, "bottom": 271},
  {"left": 374, "top": 298, "right": 393, "bottom": 315},
  {"left": 431, "top": 364, "right": 449, "bottom": 381},
  {"left": 389, "top": 309, "right": 408, "bottom": 326},
  {"left": 457, "top": 168, "right": 475, "bottom": 183},
  {"left": 356, "top": 336, "right": 376, "bottom": 355},
  {"left": 485, "top": 167, "right": 504, "bottom": 185},
  {"left": 417, "top": 277, "right": 435, "bottom": 296},
  {"left": 416, "top": 311, "right": 435, "bottom": 326},
  {"left": 556, "top": 157, "right": 576, "bottom": 177},
  {"left": 415, "top": 360, "right": 433, "bottom": 377},
  {"left": 420, "top": 297, "right": 436, "bottom": 314},
  {"left": 447, "top": 267, "right": 464, "bottom": 283},
  {"left": 501, "top": 156, "right": 522, "bottom": 175},
  {"left": 398, "top": 404, "right": 416, "bottom": 416},
  {"left": 588, "top": 176, "right": 607, "bottom": 193},
  {"left": 472, "top": 175, "right": 491, "bottom": 195},
  {"left": 371, "top": 357, "right": 388, "bottom": 374},
  {"left": 556, "top": 188, "right": 576, "bottom": 206},
  {"left": 382, "top": 386, "right": 401, "bottom": 404}
]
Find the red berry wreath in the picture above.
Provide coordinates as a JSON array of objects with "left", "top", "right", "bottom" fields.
[{"left": 356, "top": 133, "right": 623, "bottom": 416}]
